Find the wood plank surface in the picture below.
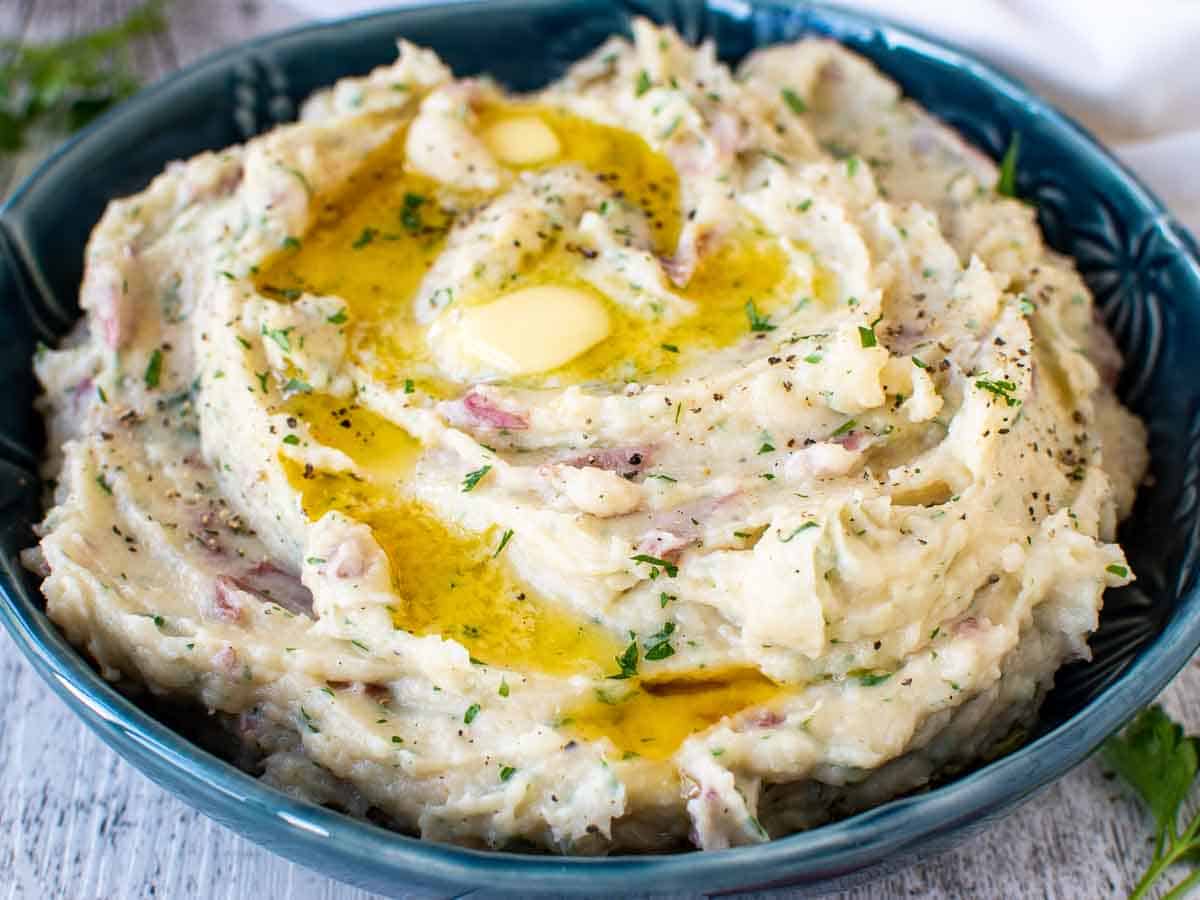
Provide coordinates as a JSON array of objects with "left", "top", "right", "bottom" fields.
[{"left": 1, "top": 2, "right": 1195, "bottom": 898}]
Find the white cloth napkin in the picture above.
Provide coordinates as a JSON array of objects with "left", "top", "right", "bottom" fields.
[{"left": 286, "top": 0, "right": 1200, "bottom": 236}]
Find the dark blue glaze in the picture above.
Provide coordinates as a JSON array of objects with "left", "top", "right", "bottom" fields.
[{"left": 1, "top": 2, "right": 1197, "bottom": 895}]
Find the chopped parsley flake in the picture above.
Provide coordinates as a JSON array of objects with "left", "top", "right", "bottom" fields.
[
  {"left": 462, "top": 464, "right": 492, "bottom": 492},
  {"left": 846, "top": 155, "right": 860, "bottom": 177},
  {"left": 912, "top": 356, "right": 928, "bottom": 369},
  {"left": 831, "top": 418, "right": 857, "bottom": 437},
  {"left": 352, "top": 227, "right": 377, "bottom": 249},
  {"left": 644, "top": 622, "right": 676, "bottom": 661},
  {"left": 660, "top": 592, "right": 675, "bottom": 608},
  {"left": 635, "top": 69, "right": 652, "bottom": 97},
  {"left": 975, "top": 377, "right": 1021, "bottom": 407},
  {"left": 661, "top": 343, "right": 680, "bottom": 353},
  {"left": 609, "top": 639, "right": 639, "bottom": 679},
  {"left": 858, "top": 671, "right": 892, "bottom": 687},
  {"left": 996, "top": 132, "right": 1021, "bottom": 198},
  {"left": 282, "top": 434, "right": 300, "bottom": 446},
  {"left": 404, "top": 378, "right": 415, "bottom": 394},
  {"left": 781, "top": 87, "right": 807, "bottom": 114},
  {"left": 464, "top": 703, "right": 481, "bottom": 724},
  {"left": 400, "top": 192, "right": 425, "bottom": 232},
  {"left": 758, "top": 442, "right": 775, "bottom": 454},
  {"left": 236, "top": 336, "right": 251, "bottom": 350},
  {"left": 282, "top": 378, "right": 312, "bottom": 394},
  {"left": 255, "top": 370, "right": 269, "bottom": 393},
  {"left": 281, "top": 236, "right": 301, "bottom": 250},
  {"left": 499, "top": 765, "right": 517, "bottom": 782},
  {"left": 493, "top": 528, "right": 514, "bottom": 557},
  {"left": 630, "top": 554, "right": 678, "bottom": 578},
  {"left": 299, "top": 707, "right": 320, "bottom": 733},
  {"left": 780, "top": 521, "right": 819, "bottom": 542},
  {"left": 1107, "top": 564, "right": 1130, "bottom": 578},
  {"left": 647, "top": 473, "right": 677, "bottom": 482},
  {"left": 858, "top": 324, "right": 877, "bottom": 348},
  {"left": 261, "top": 324, "right": 292, "bottom": 352},
  {"left": 327, "top": 309, "right": 348, "bottom": 324},
  {"left": 499, "top": 678, "right": 510, "bottom": 697},
  {"left": 804, "top": 353, "right": 822, "bottom": 364},
  {"left": 744, "top": 299, "right": 776, "bottom": 332},
  {"left": 143, "top": 348, "right": 163, "bottom": 388},
  {"left": 96, "top": 385, "right": 107, "bottom": 403}
]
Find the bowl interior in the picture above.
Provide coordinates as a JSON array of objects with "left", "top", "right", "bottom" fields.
[{"left": 1, "top": 0, "right": 1199, "bottom": 895}]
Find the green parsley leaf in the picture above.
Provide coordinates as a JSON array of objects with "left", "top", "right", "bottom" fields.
[
  {"left": 299, "top": 707, "right": 320, "bottom": 733},
  {"left": 464, "top": 703, "right": 481, "bottom": 724},
  {"left": 646, "top": 473, "right": 677, "bottom": 482},
  {"left": 659, "top": 592, "right": 675, "bottom": 608},
  {"left": 352, "top": 227, "right": 377, "bottom": 249},
  {"left": 858, "top": 671, "right": 892, "bottom": 687},
  {"left": 661, "top": 343, "right": 680, "bottom": 353},
  {"left": 630, "top": 554, "right": 678, "bottom": 578},
  {"left": 95, "top": 474, "right": 112, "bottom": 495},
  {"left": 261, "top": 324, "right": 292, "bottom": 352},
  {"left": 744, "top": 299, "right": 776, "bottom": 332},
  {"left": 1107, "top": 563, "right": 1130, "bottom": 578},
  {"left": 143, "top": 348, "right": 163, "bottom": 388},
  {"left": 401, "top": 192, "right": 425, "bottom": 232},
  {"left": 255, "top": 371, "right": 270, "bottom": 393},
  {"left": 282, "top": 434, "right": 300, "bottom": 446},
  {"left": 780, "top": 521, "right": 819, "bottom": 542},
  {"left": 780, "top": 87, "right": 807, "bottom": 114},
  {"left": 236, "top": 336, "right": 251, "bottom": 350},
  {"left": 282, "top": 378, "right": 312, "bottom": 395},
  {"left": 96, "top": 385, "right": 107, "bottom": 403},
  {"left": 996, "top": 133, "right": 1021, "bottom": 198},
  {"left": 635, "top": 70, "right": 652, "bottom": 97},
  {"left": 846, "top": 155, "right": 860, "bottom": 177},
  {"left": 499, "top": 765, "right": 517, "bottom": 782},
  {"left": 462, "top": 464, "right": 492, "bottom": 492},
  {"left": 609, "top": 639, "right": 639, "bottom": 679},
  {"left": 499, "top": 678, "right": 510, "bottom": 698},
  {"left": 912, "top": 356, "right": 928, "bottom": 369},
  {"left": 644, "top": 622, "right": 676, "bottom": 661},
  {"left": 831, "top": 418, "right": 857, "bottom": 438},
  {"left": 493, "top": 528, "right": 514, "bottom": 557},
  {"left": 803, "top": 353, "right": 822, "bottom": 364},
  {"left": 327, "top": 309, "right": 349, "bottom": 324},
  {"left": 758, "top": 442, "right": 775, "bottom": 454},
  {"left": 281, "top": 236, "right": 301, "bottom": 250},
  {"left": 975, "top": 377, "right": 1021, "bottom": 407},
  {"left": 858, "top": 325, "right": 877, "bottom": 348},
  {"left": 1102, "top": 705, "right": 1200, "bottom": 898},
  {"left": 404, "top": 378, "right": 415, "bottom": 394}
]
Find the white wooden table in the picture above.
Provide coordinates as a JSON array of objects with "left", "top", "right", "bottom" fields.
[{"left": 1, "top": 3, "right": 1196, "bottom": 897}]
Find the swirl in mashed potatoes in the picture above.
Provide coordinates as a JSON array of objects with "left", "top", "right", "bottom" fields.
[{"left": 25, "top": 20, "right": 1148, "bottom": 852}]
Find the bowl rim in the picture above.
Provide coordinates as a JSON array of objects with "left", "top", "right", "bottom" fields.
[{"left": 2, "top": 0, "right": 1199, "bottom": 894}]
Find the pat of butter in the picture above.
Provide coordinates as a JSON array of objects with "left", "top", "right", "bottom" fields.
[
  {"left": 482, "top": 116, "right": 562, "bottom": 166},
  {"left": 458, "top": 285, "right": 610, "bottom": 375}
]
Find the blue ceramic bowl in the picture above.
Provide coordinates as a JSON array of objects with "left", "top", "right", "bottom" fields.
[{"left": 2, "top": 2, "right": 1199, "bottom": 895}]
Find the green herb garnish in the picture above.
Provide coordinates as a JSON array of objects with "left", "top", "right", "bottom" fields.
[
  {"left": 493, "top": 528, "right": 514, "bottom": 558},
  {"left": 780, "top": 87, "right": 807, "bottom": 114},
  {"left": 327, "top": 308, "right": 348, "bottom": 325},
  {"left": 609, "top": 639, "right": 639, "bottom": 679},
  {"left": 400, "top": 192, "right": 425, "bottom": 232},
  {"left": 630, "top": 554, "right": 678, "bottom": 578},
  {"left": 635, "top": 70, "right": 652, "bottom": 97},
  {"left": 464, "top": 703, "right": 481, "bottom": 724},
  {"left": 858, "top": 325, "right": 877, "bottom": 348},
  {"left": 352, "top": 227, "right": 377, "bottom": 249},
  {"left": 1103, "top": 705, "right": 1200, "bottom": 899},
  {"left": 499, "top": 765, "right": 517, "bottom": 782},
  {"left": 975, "top": 377, "right": 1021, "bottom": 407},
  {"left": 780, "top": 521, "right": 818, "bottom": 542},
  {"left": 644, "top": 622, "right": 676, "bottom": 661},
  {"left": 831, "top": 418, "right": 857, "bottom": 438},
  {"left": 744, "top": 299, "right": 776, "bottom": 333},
  {"left": 1107, "top": 563, "right": 1130, "bottom": 578},
  {"left": 143, "top": 348, "right": 163, "bottom": 388},
  {"left": 462, "top": 465, "right": 492, "bottom": 492},
  {"left": 996, "top": 132, "right": 1021, "bottom": 198}
]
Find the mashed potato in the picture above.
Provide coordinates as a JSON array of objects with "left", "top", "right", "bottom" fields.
[{"left": 24, "top": 20, "right": 1148, "bottom": 852}]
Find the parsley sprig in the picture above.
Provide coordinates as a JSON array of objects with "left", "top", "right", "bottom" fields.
[
  {"left": 0, "top": 1, "right": 166, "bottom": 157},
  {"left": 1103, "top": 705, "right": 1200, "bottom": 899}
]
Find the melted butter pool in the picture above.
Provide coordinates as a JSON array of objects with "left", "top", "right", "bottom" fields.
[
  {"left": 566, "top": 669, "right": 783, "bottom": 761},
  {"left": 253, "top": 103, "right": 816, "bottom": 388},
  {"left": 281, "top": 395, "right": 621, "bottom": 677}
]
